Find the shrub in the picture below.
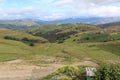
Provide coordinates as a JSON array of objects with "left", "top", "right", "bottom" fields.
[
  {"left": 57, "top": 40, "right": 64, "bottom": 44},
  {"left": 42, "top": 66, "right": 86, "bottom": 80},
  {"left": 4, "top": 36, "right": 19, "bottom": 41},
  {"left": 73, "top": 39, "right": 76, "bottom": 41},
  {"left": 4, "top": 36, "right": 37, "bottom": 46},
  {"left": 95, "top": 64, "right": 120, "bottom": 80},
  {"left": 29, "top": 43, "right": 34, "bottom": 46}
]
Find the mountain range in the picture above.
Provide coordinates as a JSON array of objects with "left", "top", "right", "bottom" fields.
[
  {"left": 34, "top": 17, "right": 120, "bottom": 25},
  {"left": 0, "top": 17, "right": 120, "bottom": 30}
]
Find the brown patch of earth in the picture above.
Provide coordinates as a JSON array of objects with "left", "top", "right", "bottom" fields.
[{"left": 0, "top": 59, "right": 97, "bottom": 80}]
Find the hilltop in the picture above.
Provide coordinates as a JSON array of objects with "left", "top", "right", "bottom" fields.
[{"left": 0, "top": 17, "right": 120, "bottom": 30}]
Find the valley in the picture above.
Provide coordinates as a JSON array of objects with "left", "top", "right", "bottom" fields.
[{"left": 0, "top": 22, "right": 120, "bottom": 80}]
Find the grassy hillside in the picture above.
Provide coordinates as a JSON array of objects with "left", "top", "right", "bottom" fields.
[
  {"left": 0, "top": 24, "right": 120, "bottom": 80},
  {"left": 0, "top": 28, "right": 47, "bottom": 61},
  {"left": 0, "top": 20, "right": 40, "bottom": 30},
  {"left": 0, "top": 24, "right": 120, "bottom": 64},
  {"left": 97, "top": 42, "right": 120, "bottom": 56},
  {"left": 28, "top": 24, "right": 99, "bottom": 42},
  {"left": 97, "top": 22, "right": 120, "bottom": 28},
  {"left": 0, "top": 22, "right": 120, "bottom": 80}
]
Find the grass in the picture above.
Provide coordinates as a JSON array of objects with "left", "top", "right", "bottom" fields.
[
  {"left": 28, "top": 41, "right": 120, "bottom": 64},
  {"left": 0, "top": 38, "right": 120, "bottom": 64},
  {"left": 0, "top": 28, "right": 119, "bottom": 64},
  {"left": 97, "top": 41, "right": 120, "bottom": 56},
  {"left": 30, "top": 24, "right": 99, "bottom": 34},
  {"left": 80, "top": 33, "right": 109, "bottom": 42},
  {"left": 0, "top": 28, "right": 47, "bottom": 41}
]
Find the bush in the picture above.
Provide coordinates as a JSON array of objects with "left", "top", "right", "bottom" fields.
[
  {"left": 57, "top": 40, "right": 64, "bottom": 44},
  {"left": 4, "top": 36, "right": 19, "bottom": 41},
  {"left": 42, "top": 66, "right": 86, "bottom": 80},
  {"left": 95, "top": 64, "right": 120, "bottom": 80},
  {"left": 4, "top": 36, "right": 37, "bottom": 46},
  {"left": 29, "top": 43, "right": 34, "bottom": 46},
  {"left": 73, "top": 39, "right": 76, "bottom": 41}
]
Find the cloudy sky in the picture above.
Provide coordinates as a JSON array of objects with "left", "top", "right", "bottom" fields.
[{"left": 0, "top": 0, "right": 120, "bottom": 20}]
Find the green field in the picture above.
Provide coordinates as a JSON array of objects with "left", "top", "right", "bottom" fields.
[
  {"left": 0, "top": 24, "right": 120, "bottom": 80},
  {"left": 0, "top": 28, "right": 119, "bottom": 64}
]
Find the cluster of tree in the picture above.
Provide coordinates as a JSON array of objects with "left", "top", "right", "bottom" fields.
[{"left": 4, "top": 36, "right": 44, "bottom": 46}]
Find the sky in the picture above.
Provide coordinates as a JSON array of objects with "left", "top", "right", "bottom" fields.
[{"left": 0, "top": 0, "right": 120, "bottom": 20}]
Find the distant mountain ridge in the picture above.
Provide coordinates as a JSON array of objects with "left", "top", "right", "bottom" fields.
[
  {"left": 0, "top": 17, "right": 120, "bottom": 30},
  {"left": 0, "top": 20, "right": 40, "bottom": 30},
  {"left": 34, "top": 17, "right": 120, "bottom": 25},
  {"left": 97, "top": 22, "right": 120, "bottom": 28}
]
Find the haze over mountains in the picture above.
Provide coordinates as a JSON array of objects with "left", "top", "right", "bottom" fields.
[
  {"left": 34, "top": 17, "right": 120, "bottom": 25},
  {"left": 0, "top": 17, "right": 120, "bottom": 30}
]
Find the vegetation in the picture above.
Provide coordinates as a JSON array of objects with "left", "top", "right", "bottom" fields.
[
  {"left": 97, "top": 22, "right": 120, "bottom": 28},
  {"left": 28, "top": 24, "right": 99, "bottom": 42},
  {"left": 110, "top": 32, "right": 120, "bottom": 40},
  {"left": 41, "top": 66, "right": 86, "bottom": 80},
  {"left": 0, "top": 21, "right": 120, "bottom": 80},
  {"left": 77, "top": 32, "right": 120, "bottom": 43},
  {"left": 40, "top": 64, "right": 120, "bottom": 80},
  {"left": 97, "top": 42, "right": 120, "bottom": 56},
  {"left": 95, "top": 64, "right": 120, "bottom": 80},
  {"left": 4, "top": 36, "right": 46, "bottom": 46},
  {"left": 0, "top": 26, "right": 120, "bottom": 63},
  {"left": 80, "top": 33, "right": 109, "bottom": 42}
]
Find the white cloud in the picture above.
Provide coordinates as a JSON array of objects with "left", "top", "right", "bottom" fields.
[
  {"left": 52, "top": 0, "right": 120, "bottom": 19},
  {"left": 54, "top": 0, "right": 120, "bottom": 7},
  {"left": 0, "top": 0, "right": 120, "bottom": 20},
  {"left": 88, "top": 6, "right": 120, "bottom": 17}
]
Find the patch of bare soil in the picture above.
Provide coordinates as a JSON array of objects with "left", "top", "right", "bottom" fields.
[
  {"left": 106, "top": 60, "right": 120, "bottom": 64},
  {"left": 0, "top": 59, "right": 97, "bottom": 80}
]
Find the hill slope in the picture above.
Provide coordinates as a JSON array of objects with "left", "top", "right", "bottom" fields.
[
  {"left": 97, "top": 22, "right": 120, "bottom": 28},
  {"left": 0, "top": 28, "right": 47, "bottom": 61},
  {"left": 0, "top": 20, "right": 40, "bottom": 30},
  {"left": 28, "top": 24, "right": 99, "bottom": 42},
  {"left": 0, "top": 24, "right": 120, "bottom": 64}
]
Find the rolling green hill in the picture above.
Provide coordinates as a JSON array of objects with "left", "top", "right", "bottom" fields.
[
  {"left": 97, "top": 22, "right": 120, "bottom": 28},
  {"left": 26, "top": 24, "right": 120, "bottom": 64},
  {"left": 28, "top": 24, "right": 99, "bottom": 42},
  {"left": 0, "top": 28, "right": 47, "bottom": 61},
  {"left": 0, "top": 24, "right": 120, "bottom": 64},
  {"left": 0, "top": 27, "right": 119, "bottom": 80}
]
